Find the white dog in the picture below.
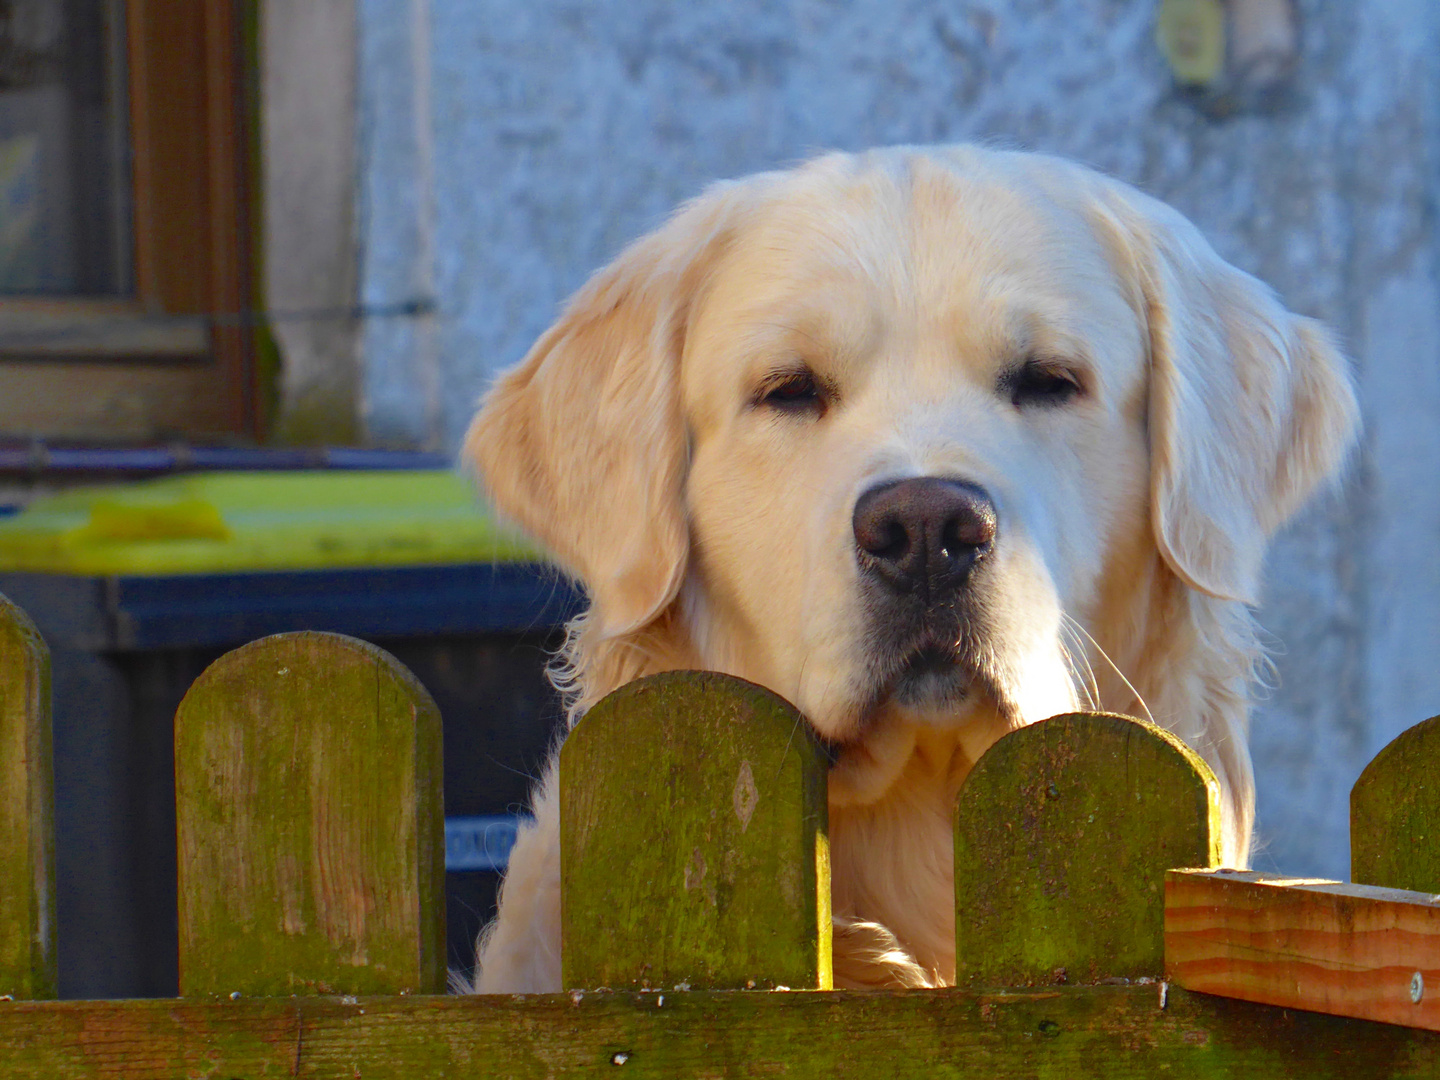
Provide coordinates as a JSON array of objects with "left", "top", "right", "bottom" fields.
[{"left": 463, "top": 146, "right": 1358, "bottom": 991}]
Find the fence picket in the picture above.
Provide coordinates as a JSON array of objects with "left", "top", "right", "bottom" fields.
[
  {"left": 560, "top": 671, "right": 830, "bottom": 991},
  {"left": 8, "top": 604, "right": 1440, "bottom": 1072},
  {"left": 174, "top": 631, "right": 444, "bottom": 996},
  {"left": 955, "top": 711, "right": 1220, "bottom": 987},
  {"left": 0, "top": 593, "right": 55, "bottom": 1000},
  {"left": 1352, "top": 715, "right": 1440, "bottom": 894}
]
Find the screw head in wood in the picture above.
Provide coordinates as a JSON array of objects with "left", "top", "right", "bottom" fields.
[{"left": 1411, "top": 971, "right": 1425, "bottom": 1004}]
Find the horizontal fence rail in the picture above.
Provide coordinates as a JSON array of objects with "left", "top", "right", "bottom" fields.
[
  {"left": 2, "top": 986, "right": 1439, "bottom": 1079},
  {"left": 3, "top": 587, "right": 1440, "bottom": 1077},
  {"left": 1166, "top": 869, "right": 1440, "bottom": 1031}
]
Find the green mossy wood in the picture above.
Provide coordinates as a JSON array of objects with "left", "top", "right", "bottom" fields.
[
  {"left": 1352, "top": 714, "right": 1440, "bottom": 894},
  {"left": 174, "top": 631, "right": 445, "bottom": 997},
  {"left": 560, "top": 671, "right": 831, "bottom": 991},
  {"left": 2, "top": 986, "right": 1440, "bottom": 1079},
  {"left": 0, "top": 593, "right": 55, "bottom": 1000},
  {"left": 955, "top": 711, "right": 1221, "bottom": 987}
]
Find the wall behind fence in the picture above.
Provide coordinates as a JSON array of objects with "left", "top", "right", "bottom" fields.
[{"left": 355, "top": 0, "right": 1440, "bottom": 880}]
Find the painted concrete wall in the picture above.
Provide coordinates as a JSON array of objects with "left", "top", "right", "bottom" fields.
[
  {"left": 357, "top": 0, "right": 442, "bottom": 449},
  {"left": 262, "top": 0, "right": 362, "bottom": 445},
  {"left": 356, "top": 0, "right": 1440, "bottom": 881}
]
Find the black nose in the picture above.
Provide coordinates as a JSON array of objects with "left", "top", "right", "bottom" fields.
[{"left": 852, "top": 477, "right": 997, "bottom": 598}]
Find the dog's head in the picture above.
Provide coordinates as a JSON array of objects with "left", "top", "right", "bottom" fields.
[{"left": 467, "top": 147, "right": 1357, "bottom": 811}]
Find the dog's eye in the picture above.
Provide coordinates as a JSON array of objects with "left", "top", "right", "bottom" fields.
[
  {"left": 1008, "top": 360, "right": 1084, "bottom": 409},
  {"left": 757, "top": 368, "right": 826, "bottom": 415}
]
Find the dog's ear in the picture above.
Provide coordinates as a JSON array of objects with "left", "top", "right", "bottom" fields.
[
  {"left": 464, "top": 183, "right": 758, "bottom": 636},
  {"left": 1095, "top": 185, "right": 1359, "bottom": 604}
]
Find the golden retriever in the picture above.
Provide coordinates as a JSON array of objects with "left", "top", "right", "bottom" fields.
[{"left": 462, "top": 145, "right": 1358, "bottom": 991}]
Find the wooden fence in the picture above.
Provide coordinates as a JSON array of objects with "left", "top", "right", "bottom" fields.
[{"left": 2, "top": 589, "right": 1439, "bottom": 1077}]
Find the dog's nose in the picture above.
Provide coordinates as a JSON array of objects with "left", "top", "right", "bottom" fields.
[{"left": 853, "top": 477, "right": 997, "bottom": 596}]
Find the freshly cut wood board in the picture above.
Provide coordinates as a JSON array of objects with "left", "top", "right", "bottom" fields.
[{"left": 1166, "top": 868, "right": 1440, "bottom": 1030}]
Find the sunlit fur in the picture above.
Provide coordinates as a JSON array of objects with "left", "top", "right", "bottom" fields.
[{"left": 461, "top": 146, "right": 1359, "bottom": 992}]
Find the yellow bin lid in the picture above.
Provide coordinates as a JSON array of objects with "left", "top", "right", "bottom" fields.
[{"left": 0, "top": 470, "right": 542, "bottom": 575}]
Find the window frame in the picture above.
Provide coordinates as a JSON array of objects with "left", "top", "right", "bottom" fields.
[{"left": 0, "top": 0, "right": 265, "bottom": 441}]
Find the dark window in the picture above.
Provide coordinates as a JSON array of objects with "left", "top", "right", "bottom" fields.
[{"left": 0, "top": 0, "right": 132, "bottom": 295}]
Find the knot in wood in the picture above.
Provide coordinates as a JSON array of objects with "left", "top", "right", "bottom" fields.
[{"left": 733, "top": 760, "right": 758, "bottom": 831}]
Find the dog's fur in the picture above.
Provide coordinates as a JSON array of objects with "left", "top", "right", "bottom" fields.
[{"left": 462, "top": 146, "right": 1358, "bottom": 992}]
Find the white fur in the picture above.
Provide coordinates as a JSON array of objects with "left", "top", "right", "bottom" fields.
[{"left": 461, "top": 146, "right": 1359, "bottom": 992}]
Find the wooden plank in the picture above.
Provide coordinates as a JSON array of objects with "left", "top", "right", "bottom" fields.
[
  {"left": 1352, "top": 714, "right": 1440, "bottom": 894},
  {"left": 0, "top": 593, "right": 56, "bottom": 1000},
  {"left": 560, "top": 671, "right": 830, "bottom": 990},
  {"left": 955, "top": 712, "right": 1220, "bottom": 987},
  {"left": 0, "top": 361, "right": 239, "bottom": 444},
  {"left": 174, "top": 631, "right": 445, "bottom": 996},
  {"left": 0, "top": 302, "right": 208, "bottom": 358},
  {"left": 126, "top": 0, "right": 260, "bottom": 437},
  {"left": 1166, "top": 868, "right": 1440, "bottom": 1031},
  {"left": 1, "top": 985, "right": 1439, "bottom": 1078}
]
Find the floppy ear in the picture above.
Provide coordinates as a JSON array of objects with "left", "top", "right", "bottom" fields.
[
  {"left": 464, "top": 182, "right": 758, "bottom": 636},
  {"left": 1097, "top": 186, "right": 1359, "bottom": 604}
]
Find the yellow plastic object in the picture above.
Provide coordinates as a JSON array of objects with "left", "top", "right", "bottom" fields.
[
  {"left": 1157, "top": 0, "right": 1226, "bottom": 87},
  {"left": 0, "top": 471, "right": 543, "bottom": 575}
]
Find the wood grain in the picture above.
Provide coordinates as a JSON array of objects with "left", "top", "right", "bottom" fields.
[
  {"left": 1353, "top": 714, "right": 1440, "bottom": 894},
  {"left": 0, "top": 593, "right": 55, "bottom": 1000},
  {"left": 955, "top": 712, "right": 1221, "bottom": 987},
  {"left": 560, "top": 671, "right": 831, "bottom": 991},
  {"left": 1166, "top": 868, "right": 1440, "bottom": 1030},
  {"left": 1, "top": 984, "right": 1439, "bottom": 1078},
  {"left": 174, "top": 631, "right": 445, "bottom": 996}
]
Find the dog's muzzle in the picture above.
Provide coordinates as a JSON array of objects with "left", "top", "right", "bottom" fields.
[
  {"left": 850, "top": 476, "right": 1001, "bottom": 715},
  {"left": 852, "top": 476, "right": 996, "bottom": 602}
]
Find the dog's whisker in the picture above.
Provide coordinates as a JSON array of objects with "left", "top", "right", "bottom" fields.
[
  {"left": 1055, "top": 626, "right": 1084, "bottom": 709},
  {"left": 1061, "top": 615, "right": 1108, "bottom": 714},
  {"left": 777, "top": 709, "right": 811, "bottom": 778},
  {"left": 485, "top": 755, "right": 543, "bottom": 786},
  {"left": 1058, "top": 618, "right": 1102, "bottom": 712},
  {"left": 1054, "top": 623, "right": 1080, "bottom": 704},
  {"left": 1062, "top": 615, "right": 1155, "bottom": 727},
  {"left": 1071, "top": 620, "right": 1105, "bottom": 712},
  {"left": 1058, "top": 639, "right": 1095, "bottom": 713}
]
